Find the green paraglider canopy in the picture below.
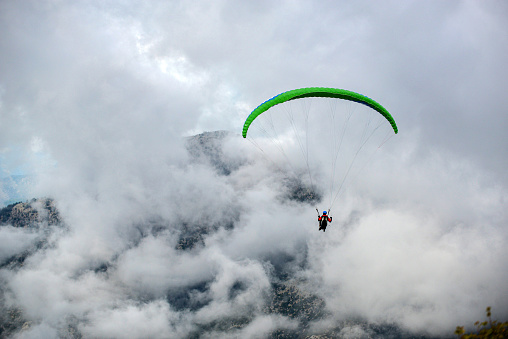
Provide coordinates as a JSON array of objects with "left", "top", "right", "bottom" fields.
[{"left": 242, "top": 87, "right": 398, "bottom": 138}]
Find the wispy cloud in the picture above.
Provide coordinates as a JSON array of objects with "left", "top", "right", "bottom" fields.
[{"left": 0, "top": 1, "right": 506, "bottom": 337}]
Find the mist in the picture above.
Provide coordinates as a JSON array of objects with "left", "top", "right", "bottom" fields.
[{"left": 1, "top": 1, "right": 507, "bottom": 338}]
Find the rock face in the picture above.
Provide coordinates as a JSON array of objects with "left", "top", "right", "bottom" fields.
[
  {"left": 0, "top": 198, "right": 61, "bottom": 228},
  {"left": 186, "top": 130, "right": 243, "bottom": 176},
  {"left": 186, "top": 130, "right": 322, "bottom": 205},
  {"left": 0, "top": 198, "right": 63, "bottom": 337},
  {"left": 0, "top": 199, "right": 62, "bottom": 272}
]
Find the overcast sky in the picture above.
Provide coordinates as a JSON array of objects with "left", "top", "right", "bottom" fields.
[{"left": 0, "top": 1, "right": 507, "bottom": 338}]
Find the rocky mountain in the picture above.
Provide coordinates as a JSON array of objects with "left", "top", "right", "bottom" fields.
[
  {"left": 0, "top": 132, "right": 434, "bottom": 338},
  {"left": 0, "top": 198, "right": 63, "bottom": 337},
  {"left": 0, "top": 198, "right": 61, "bottom": 229},
  {"left": 186, "top": 130, "right": 321, "bottom": 204},
  {"left": 186, "top": 130, "right": 242, "bottom": 176}
]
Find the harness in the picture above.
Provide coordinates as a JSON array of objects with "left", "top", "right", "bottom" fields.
[{"left": 319, "top": 215, "right": 328, "bottom": 227}]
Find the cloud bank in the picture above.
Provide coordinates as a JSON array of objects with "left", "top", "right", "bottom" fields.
[{"left": 0, "top": 1, "right": 507, "bottom": 337}]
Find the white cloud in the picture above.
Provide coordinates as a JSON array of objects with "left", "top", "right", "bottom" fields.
[
  {"left": 1, "top": 0, "right": 507, "bottom": 337},
  {"left": 0, "top": 226, "right": 38, "bottom": 263},
  {"left": 80, "top": 300, "right": 192, "bottom": 339}
]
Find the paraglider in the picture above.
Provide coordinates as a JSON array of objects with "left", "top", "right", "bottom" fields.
[
  {"left": 242, "top": 87, "right": 397, "bottom": 232},
  {"left": 317, "top": 209, "right": 332, "bottom": 232},
  {"left": 242, "top": 87, "right": 398, "bottom": 138}
]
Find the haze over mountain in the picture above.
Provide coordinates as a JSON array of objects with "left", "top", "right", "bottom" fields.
[
  {"left": 1, "top": 131, "right": 506, "bottom": 338},
  {"left": 1, "top": 1, "right": 507, "bottom": 338}
]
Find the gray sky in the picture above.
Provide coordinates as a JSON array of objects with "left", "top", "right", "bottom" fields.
[{"left": 0, "top": 1, "right": 507, "bottom": 337}]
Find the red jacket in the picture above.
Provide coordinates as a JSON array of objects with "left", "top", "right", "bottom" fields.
[{"left": 318, "top": 215, "right": 332, "bottom": 222}]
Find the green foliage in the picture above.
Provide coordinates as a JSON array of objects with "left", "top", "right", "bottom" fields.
[{"left": 455, "top": 307, "right": 508, "bottom": 338}]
